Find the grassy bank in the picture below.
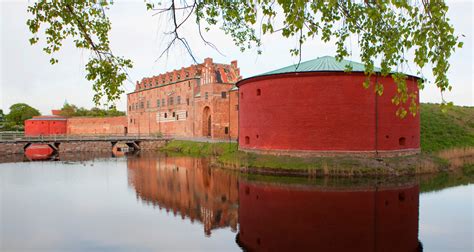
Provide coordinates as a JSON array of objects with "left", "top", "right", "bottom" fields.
[
  {"left": 158, "top": 104, "right": 474, "bottom": 177},
  {"left": 421, "top": 103, "right": 474, "bottom": 152}
]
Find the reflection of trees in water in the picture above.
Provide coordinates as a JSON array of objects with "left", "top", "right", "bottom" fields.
[
  {"left": 236, "top": 180, "right": 421, "bottom": 252},
  {"left": 127, "top": 154, "right": 239, "bottom": 236}
]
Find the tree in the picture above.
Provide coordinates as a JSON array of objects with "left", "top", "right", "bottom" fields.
[
  {"left": 27, "top": 0, "right": 462, "bottom": 117},
  {"left": 59, "top": 103, "right": 125, "bottom": 117},
  {"left": 0, "top": 109, "right": 4, "bottom": 122},
  {"left": 5, "top": 103, "right": 41, "bottom": 126}
]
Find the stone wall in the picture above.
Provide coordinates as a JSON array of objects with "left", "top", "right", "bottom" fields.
[
  {"left": 58, "top": 141, "right": 113, "bottom": 153},
  {"left": 138, "top": 139, "right": 168, "bottom": 150},
  {"left": 0, "top": 143, "right": 25, "bottom": 155}
]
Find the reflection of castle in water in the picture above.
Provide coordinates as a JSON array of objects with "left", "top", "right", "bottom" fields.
[
  {"left": 127, "top": 154, "right": 239, "bottom": 236},
  {"left": 127, "top": 154, "right": 420, "bottom": 251},
  {"left": 237, "top": 181, "right": 420, "bottom": 252}
]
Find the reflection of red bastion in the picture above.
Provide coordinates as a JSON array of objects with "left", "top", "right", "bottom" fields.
[
  {"left": 237, "top": 181, "right": 420, "bottom": 252},
  {"left": 236, "top": 56, "right": 420, "bottom": 157}
]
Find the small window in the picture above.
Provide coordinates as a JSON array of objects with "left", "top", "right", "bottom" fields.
[
  {"left": 186, "top": 111, "right": 188, "bottom": 117},
  {"left": 221, "top": 92, "right": 227, "bottom": 98},
  {"left": 399, "top": 137, "right": 406, "bottom": 146},
  {"left": 257, "top": 89, "right": 261, "bottom": 96},
  {"left": 172, "top": 112, "right": 176, "bottom": 117},
  {"left": 130, "top": 119, "right": 132, "bottom": 123},
  {"left": 245, "top": 136, "right": 250, "bottom": 144},
  {"left": 164, "top": 113, "right": 168, "bottom": 118},
  {"left": 188, "top": 81, "right": 191, "bottom": 87},
  {"left": 205, "top": 92, "right": 209, "bottom": 100},
  {"left": 176, "top": 115, "right": 179, "bottom": 120},
  {"left": 235, "top": 105, "right": 239, "bottom": 111},
  {"left": 186, "top": 98, "right": 190, "bottom": 105},
  {"left": 169, "top": 97, "right": 174, "bottom": 105},
  {"left": 147, "top": 100, "right": 150, "bottom": 108},
  {"left": 157, "top": 99, "right": 160, "bottom": 107},
  {"left": 162, "top": 99, "right": 165, "bottom": 106},
  {"left": 241, "top": 92, "right": 244, "bottom": 99},
  {"left": 177, "top": 96, "right": 181, "bottom": 104},
  {"left": 225, "top": 127, "right": 229, "bottom": 134},
  {"left": 129, "top": 105, "right": 131, "bottom": 111}
]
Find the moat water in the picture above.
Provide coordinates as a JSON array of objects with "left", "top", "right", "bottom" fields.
[{"left": 0, "top": 153, "right": 472, "bottom": 251}]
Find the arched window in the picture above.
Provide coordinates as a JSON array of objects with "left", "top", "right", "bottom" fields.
[
  {"left": 257, "top": 89, "right": 261, "bottom": 96},
  {"left": 245, "top": 136, "right": 250, "bottom": 144}
]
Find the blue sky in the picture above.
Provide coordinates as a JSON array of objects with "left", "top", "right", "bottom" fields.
[{"left": 1, "top": 0, "right": 472, "bottom": 114}]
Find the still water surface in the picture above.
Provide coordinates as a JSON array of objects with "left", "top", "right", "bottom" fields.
[{"left": 0, "top": 153, "right": 472, "bottom": 251}]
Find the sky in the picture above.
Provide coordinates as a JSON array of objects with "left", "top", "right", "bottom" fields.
[{"left": 1, "top": 0, "right": 473, "bottom": 115}]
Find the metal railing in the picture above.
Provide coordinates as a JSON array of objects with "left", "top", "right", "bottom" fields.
[{"left": 0, "top": 132, "right": 171, "bottom": 142}]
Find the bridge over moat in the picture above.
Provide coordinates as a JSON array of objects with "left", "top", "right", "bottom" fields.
[{"left": 0, "top": 133, "right": 170, "bottom": 155}]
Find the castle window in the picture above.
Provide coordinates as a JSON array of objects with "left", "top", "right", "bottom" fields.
[
  {"left": 235, "top": 105, "right": 239, "bottom": 111},
  {"left": 186, "top": 111, "right": 188, "bottom": 117},
  {"left": 186, "top": 72, "right": 189, "bottom": 78},
  {"left": 169, "top": 97, "right": 174, "bottom": 105},
  {"left": 221, "top": 92, "right": 227, "bottom": 98},
  {"left": 399, "top": 137, "right": 406, "bottom": 146},
  {"left": 157, "top": 99, "right": 160, "bottom": 107},
  {"left": 245, "top": 136, "right": 250, "bottom": 144},
  {"left": 129, "top": 105, "right": 131, "bottom": 111},
  {"left": 176, "top": 115, "right": 179, "bottom": 120},
  {"left": 241, "top": 92, "right": 244, "bottom": 99},
  {"left": 257, "top": 89, "right": 261, "bottom": 96},
  {"left": 164, "top": 113, "right": 168, "bottom": 118},
  {"left": 188, "top": 82, "right": 191, "bottom": 88},
  {"left": 146, "top": 100, "right": 150, "bottom": 108},
  {"left": 172, "top": 112, "right": 176, "bottom": 117},
  {"left": 162, "top": 98, "right": 165, "bottom": 106},
  {"left": 225, "top": 127, "right": 229, "bottom": 134},
  {"left": 177, "top": 96, "right": 181, "bottom": 104},
  {"left": 177, "top": 74, "right": 181, "bottom": 80},
  {"left": 140, "top": 102, "right": 144, "bottom": 109},
  {"left": 186, "top": 98, "right": 190, "bottom": 105},
  {"left": 205, "top": 92, "right": 209, "bottom": 100},
  {"left": 130, "top": 119, "right": 132, "bottom": 123}
]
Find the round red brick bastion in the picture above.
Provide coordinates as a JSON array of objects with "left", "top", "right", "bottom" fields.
[{"left": 236, "top": 56, "right": 420, "bottom": 157}]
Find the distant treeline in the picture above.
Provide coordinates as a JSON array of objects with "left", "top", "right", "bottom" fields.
[
  {"left": 59, "top": 103, "right": 125, "bottom": 117},
  {"left": 0, "top": 103, "right": 126, "bottom": 131}
]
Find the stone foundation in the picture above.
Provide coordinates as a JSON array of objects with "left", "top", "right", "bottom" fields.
[
  {"left": 239, "top": 147, "right": 421, "bottom": 158},
  {"left": 58, "top": 141, "right": 113, "bottom": 153},
  {"left": 0, "top": 139, "right": 168, "bottom": 156},
  {"left": 0, "top": 143, "right": 26, "bottom": 155},
  {"left": 138, "top": 139, "right": 169, "bottom": 150}
]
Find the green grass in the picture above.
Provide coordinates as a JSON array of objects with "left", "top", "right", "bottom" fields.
[
  {"left": 159, "top": 140, "right": 238, "bottom": 156},
  {"left": 421, "top": 103, "right": 474, "bottom": 152}
]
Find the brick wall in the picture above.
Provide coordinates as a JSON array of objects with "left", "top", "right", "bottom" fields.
[
  {"left": 24, "top": 118, "right": 67, "bottom": 136},
  {"left": 237, "top": 72, "right": 420, "bottom": 153},
  {"left": 67, "top": 116, "right": 127, "bottom": 135}
]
